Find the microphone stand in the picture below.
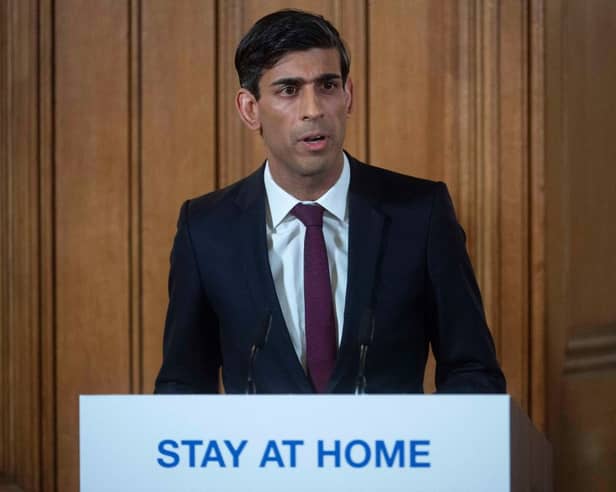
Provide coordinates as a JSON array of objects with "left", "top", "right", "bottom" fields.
[
  {"left": 246, "top": 312, "right": 272, "bottom": 394},
  {"left": 355, "top": 310, "right": 375, "bottom": 395}
]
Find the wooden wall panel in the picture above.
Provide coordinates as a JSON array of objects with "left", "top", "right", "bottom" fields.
[
  {"left": 140, "top": 0, "right": 217, "bottom": 394},
  {"left": 1, "top": 0, "right": 12, "bottom": 479},
  {"left": 55, "top": 0, "right": 131, "bottom": 489},
  {"left": 39, "top": 0, "right": 56, "bottom": 488},
  {"left": 128, "top": 0, "right": 142, "bottom": 401},
  {"left": 545, "top": 0, "right": 616, "bottom": 489},
  {"left": 564, "top": 1, "right": 616, "bottom": 330},
  {"left": 472, "top": 0, "right": 500, "bottom": 341},
  {"left": 0, "top": 0, "right": 8, "bottom": 475},
  {"left": 474, "top": 0, "right": 536, "bottom": 412},
  {"left": 369, "top": 1, "right": 447, "bottom": 180},
  {"left": 560, "top": 351, "right": 616, "bottom": 491},
  {"left": 0, "top": 1, "right": 51, "bottom": 490},
  {"left": 529, "top": 0, "right": 546, "bottom": 432},
  {"left": 1, "top": 1, "right": 55, "bottom": 490},
  {"left": 497, "top": 0, "right": 530, "bottom": 411},
  {"left": 8, "top": 0, "right": 41, "bottom": 485},
  {"left": 544, "top": 0, "right": 567, "bottom": 455}
]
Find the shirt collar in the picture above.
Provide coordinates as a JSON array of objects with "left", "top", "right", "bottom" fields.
[{"left": 264, "top": 153, "right": 350, "bottom": 229}]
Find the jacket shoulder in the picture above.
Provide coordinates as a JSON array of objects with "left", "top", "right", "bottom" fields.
[
  {"left": 179, "top": 165, "right": 264, "bottom": 227},
  {"left": 348, "top": 154, "right": 445, "bottom": 206}
]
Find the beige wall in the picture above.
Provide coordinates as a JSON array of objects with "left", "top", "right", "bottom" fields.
[{"left": 1, "top": 1, "right": 614, "bottom": 491}]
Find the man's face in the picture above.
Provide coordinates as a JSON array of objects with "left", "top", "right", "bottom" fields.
[{"left": 237, "top": 48, "right": 352, "bottom": 195}]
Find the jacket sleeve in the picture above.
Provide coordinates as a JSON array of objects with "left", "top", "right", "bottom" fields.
[
  {"left": 426, "top": 182, "right": 506, "bottom": 393},
  {"left": 154, "top": 200, "right": 221, "bottom": 394}
]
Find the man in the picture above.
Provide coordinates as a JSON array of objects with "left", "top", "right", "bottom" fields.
[{"left": 154, "top": 9, "right": 506, "bottom": 394}]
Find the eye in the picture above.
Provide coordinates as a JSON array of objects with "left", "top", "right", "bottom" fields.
[
  {"left": 321, "top": 80, "right": 339, "bottom": 91},
  {"left": 279, "top": 85, "right": 298, "bottom": 96}
]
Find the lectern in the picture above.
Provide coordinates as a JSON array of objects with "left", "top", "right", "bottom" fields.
[{"left": 80, "top": 395, "right": 551, "bottom": 491}]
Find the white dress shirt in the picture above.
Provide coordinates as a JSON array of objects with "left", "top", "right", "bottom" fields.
[{"left": 264, "top": 154, "right": 350, "bottom": 368}]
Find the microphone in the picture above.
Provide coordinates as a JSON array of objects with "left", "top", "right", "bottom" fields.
[
  {"left": 246, "top": 312, "right": 272, "bottom": 394},
  {"left": 354, "top": 309, "right": 375, "bottom": 395}
]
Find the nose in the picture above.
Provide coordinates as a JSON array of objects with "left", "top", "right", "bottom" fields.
[{"left": 300, "top": 85, "right": 324, "bottom": 120}]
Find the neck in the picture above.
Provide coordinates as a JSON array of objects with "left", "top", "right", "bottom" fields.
[
  {"left": 279, "top": 178, "right": 336, "bottom": 202},
  {"left": 268, "top": 156, "right": 344, "bottom": 202}
]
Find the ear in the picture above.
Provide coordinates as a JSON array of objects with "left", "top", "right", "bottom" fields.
[
  {"left": 236, "top": 88, "right": 261, "bottom": 131},
  {"left": 344, "top": 77, "right": 354, "bottom": 116}
]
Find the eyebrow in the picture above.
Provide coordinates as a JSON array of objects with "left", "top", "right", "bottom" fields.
[{"left": 270, "top": 73, "right": 342, "bottom": 87}]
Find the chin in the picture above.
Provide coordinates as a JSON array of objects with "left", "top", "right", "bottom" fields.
[{"left": 294, "top": 157, "right": 335, "bottom": 176}]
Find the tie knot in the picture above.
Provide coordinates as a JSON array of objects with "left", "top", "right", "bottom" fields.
[{"left": 291, "top": 203, "right": 324, "bottom": 227}]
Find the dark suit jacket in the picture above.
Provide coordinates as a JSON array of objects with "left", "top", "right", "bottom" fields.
[{"left": 154, "top": 154, "right": 506, "bottom": 394}]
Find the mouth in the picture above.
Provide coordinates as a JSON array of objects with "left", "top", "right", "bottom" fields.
[
  {"left": 299, "top": 133, "right": 328, "bottom": 152},
  {"left": 300, "top": 134, "right": 327, "bottom": 143},
  {"left": 297, "top": 130, "right": 330, "bottom": 152}
]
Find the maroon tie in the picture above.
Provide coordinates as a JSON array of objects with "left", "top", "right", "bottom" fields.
[{"left": 291, "top": 204, "right": 337, "bottom": 393}]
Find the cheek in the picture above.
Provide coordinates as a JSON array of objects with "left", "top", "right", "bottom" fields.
[
  {"left": 261, "top": 113, "right": 293, "bottom": 140},
  {"left": 261, "top": 124, "right": 292, "bottom": 153},
  {"left": 325, "top": 99, "right": 349, "bottom": 119}
]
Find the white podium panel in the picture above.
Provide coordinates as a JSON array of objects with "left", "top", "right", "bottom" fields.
[{"left": 79, "top": 395, "right": 551, "bottom": 492}]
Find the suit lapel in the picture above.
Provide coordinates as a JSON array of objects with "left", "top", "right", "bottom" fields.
[
  {"left": 329, "top": 158, "right": 386, "bottom": 392},
  {"left": 233, "top": 167, "right": 312, "bottom": 392},
  {"left": 232, "top": 158, "right": 386, "bottom": 393}
]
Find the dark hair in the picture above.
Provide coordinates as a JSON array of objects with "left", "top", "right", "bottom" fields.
[{"left": 235, "top": 9, "right": 350, "bottom": 99}]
